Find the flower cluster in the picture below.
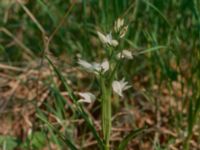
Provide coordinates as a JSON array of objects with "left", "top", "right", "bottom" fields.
[{"left": 77, "top": 18, "right": 133, "bottom": 103}]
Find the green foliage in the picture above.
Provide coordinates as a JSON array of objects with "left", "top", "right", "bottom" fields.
[
  {"left": 0, "top": 136, "right": 19, "bottom": 150},
  {"left": 22, "top": 132, "right": 46, "bottom": 149}
]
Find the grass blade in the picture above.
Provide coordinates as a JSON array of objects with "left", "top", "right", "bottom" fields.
[
  {"left": 117, "top": 127, "right": 145, "bottom": 150},
  {"left": 136, "top": 46, "right": 166, "bottom": 55},
  {"left": 45, "top": 56, "right": 104, "bottom": 149},
  {"left": 36, "top": 109, "right": 78, "bottom": 150}
]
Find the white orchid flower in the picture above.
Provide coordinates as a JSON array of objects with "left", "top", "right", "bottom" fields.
[
  {"left": 97, "top": 31, "right": 118, "bottom": 47},
  {"left": 78, "top": 92, "right": 96, "bottom": 103},
  {"left": 106, "top": 33, "right": 119, "bottom": 47},
  {"left": 112, "top": 78, "right": 131, "bottom": 97},
  {"left": 99, "top": 60, "right": 109, "bottom": 73},
  {"left": 78, "top": 59, "right": 109, "bottom": 74},
  {"left": 92, "top": 60, "right": 110, "bottom": 73},
  {"left": 117, "top": 50, "right": 133, "bottom": 59}
]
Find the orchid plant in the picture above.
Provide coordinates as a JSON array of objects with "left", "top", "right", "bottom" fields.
[{"left": 77, "top": 18, "right": 133, "bottom": 150}]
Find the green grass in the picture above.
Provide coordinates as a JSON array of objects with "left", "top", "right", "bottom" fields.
[{"left": 0, "top": 0, "right": 199, "bottom": 149}]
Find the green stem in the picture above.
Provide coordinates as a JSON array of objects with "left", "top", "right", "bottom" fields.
[
  {"left": 100, "top": 47, "right": 121, "bottom": 149},
  {"left": 100, "top": 76, "right": 112, "bottom": 150},
  {"left": 183, "top": 134, "right": 192, "bottom": 150}
]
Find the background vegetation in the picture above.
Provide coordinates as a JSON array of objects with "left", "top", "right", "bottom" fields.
[{"left": 0, "top": 0, "right": 199, "bottom": 149}]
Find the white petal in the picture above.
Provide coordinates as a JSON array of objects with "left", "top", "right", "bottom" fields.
[
  {"left": 118, "top": 18, "right": 124, "bottom": 28},
  {"left": 112, "top": 81, "right": 123, "bottom": 97},
  {"left": 101, "top": 60, "right": 109, "bottom": 73},
  {"left": 106, "top": 33, "right": 118, "bottom": 47},
  {"left": 78, "top": 99, "right": 91, "bottom": 103},
  {"left": 78, "top": 59, "right": 93, "bottom": 71},
  {"left": 92, "top": 62, "right": 102, "bottom": 72},
  {"left": 97, "top": 31, "right": 107, "bottom": 44},
  {"left": 78, "top": 92, "right": 96, "bottom": 103},
  {"left": 114, "top": 18, "right": 124, "bottom": 32},
  {"left": 97, "top": 31, "right": 118, "bottom": 47},
  {"left": 106, "top": 33, "right": 113, "bottom": 43},
  {"left": 92, "top": 60, "right": 109, "bottom": 74},
  {"left": 121, "top": 79, "right": 131, "bottom": 90},
  {"left": 122, "top": 50, "right": 133, "bottom": 59},
  {"left": 110, "top": 40, "right": 119, "bottom": 47},
  {"left": 78, "top": 59, "right": 109, "bottom": 74}
]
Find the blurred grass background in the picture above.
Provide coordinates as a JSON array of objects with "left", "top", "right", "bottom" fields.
[{"left": 0, "top": 0, "right": 199, "bottom": 149}]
